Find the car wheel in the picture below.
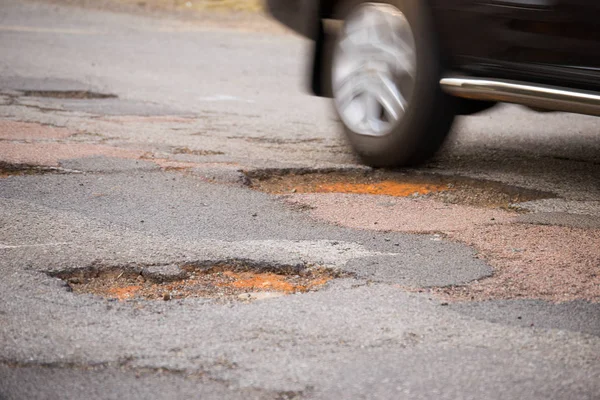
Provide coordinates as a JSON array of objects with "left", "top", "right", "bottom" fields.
[{"left": 329, "top": 0, "right": 456, "bottom": 167}]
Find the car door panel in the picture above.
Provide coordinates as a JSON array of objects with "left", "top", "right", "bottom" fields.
[{"left": 431, "top": 0, "right": 600, "bottom": 88}]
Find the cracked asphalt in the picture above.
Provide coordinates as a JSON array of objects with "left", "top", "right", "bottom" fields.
[{"left": 1, "top": 0, "right": 599, "bottom": 399}]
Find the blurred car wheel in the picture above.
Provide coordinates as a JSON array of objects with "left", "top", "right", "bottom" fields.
[{"left": 329, "top": 0, "right": 456, "bottom": 167}]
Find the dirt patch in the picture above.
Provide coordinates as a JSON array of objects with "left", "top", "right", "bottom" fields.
[
  {"left": 250, "top": 170, "right": 553, "bottom": 209},
  {"left": 52, "top": 262, "right": 339, "bottom": 302},
  {"left": 430, "top": 225, "right": 600, "bottom": 303},
  {"left": 285, "top": 193, "right": 516, "bottom": 233},
  {"left": 0, "top": 120, "right": 75, "bottom": 140}
]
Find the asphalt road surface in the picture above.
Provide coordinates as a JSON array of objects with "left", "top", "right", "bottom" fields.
[{"left": 1, "top": 1, "right": 599, "bottom": 399}]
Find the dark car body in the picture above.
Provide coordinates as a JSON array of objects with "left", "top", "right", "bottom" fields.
[
  {"left": 267, "top": 0, "right": 600, "bottom": 98},
  {"left": 266, "top": 0, "right": 600, "bottom": 167}
]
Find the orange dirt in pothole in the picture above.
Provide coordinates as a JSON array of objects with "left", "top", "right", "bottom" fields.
[
  {"left": 251, "top": 172, "right": 553, "bottom": 208},
  {"left": 65, "top": 268, "right": 335, "bottom": 302},
  {"left": 219, "top": 271, "right": 329, "bottom": 292},
  {"left": 253, "top": 174, "right": 450, "bottom": 197},
  {"left": 107, "top": 285, "right": 142, "bottom": 301},
  {"left": 312, "top": 181, "right": 448, "bottom": 197}
]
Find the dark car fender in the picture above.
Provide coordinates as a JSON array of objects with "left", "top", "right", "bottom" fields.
[
  {"left": 266, "top": 0, "right": 470, "bottom": 102},
  {"left": 264, "top": 0, "right": 320, "bottom": 39},
  {"left": 265, "top": 0, "right": 333, "bottom": 96}
]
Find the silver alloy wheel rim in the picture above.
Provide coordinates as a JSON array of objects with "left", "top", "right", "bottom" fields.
[{"left": 332, "top": 3, "right": 416, "bottom": 137}]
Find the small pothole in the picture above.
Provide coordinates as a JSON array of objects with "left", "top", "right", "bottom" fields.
[
  {"left": 0, "top": 162, "right": 70, "bottom": 178},
  {"left": 50, "top": 261, "right": 342, "bottom": 302},
  {"left": 248, "top": 169, "right": 554, "bottom": 209},
  {"left": 21, "top": 90, "right": 117, "bottom": 100},
  {"left": 171, "top": 147, "right": 225, "bottom": 156}
]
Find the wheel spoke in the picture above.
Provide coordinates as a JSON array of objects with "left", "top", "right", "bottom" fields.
[
  {"left": 334, "top": 70, "right": 367, "bottom": 113},
  {"left": 343, "top": 21, "right": 414, "bottom": 75},
  {"left": 374, "top": 41, "right": 415, "bottom": 74},
  {"left": 363, "top": 92, "right": 381, "bottom": 122},
  {"left": 371, "top": 73, "right": 406, "bottom": 122}
]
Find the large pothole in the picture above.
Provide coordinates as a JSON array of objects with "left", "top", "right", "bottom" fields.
[
  {"left": 50, "top": 261, "right": 342, "bottom": 302},
  {"left": 248, "top": 169, "right": 554, "bottom": 209}
]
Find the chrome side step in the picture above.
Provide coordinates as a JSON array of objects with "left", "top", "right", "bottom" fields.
[{"left": 440, "top": 76, "right": 600, "bottom": 117}]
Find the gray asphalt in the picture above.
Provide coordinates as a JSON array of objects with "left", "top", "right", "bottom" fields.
[{"left": 1, "top": 1, "right": 599, "bottom": 399}]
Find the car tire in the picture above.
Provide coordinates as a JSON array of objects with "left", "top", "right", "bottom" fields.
[{"left": 328, "top": 0, "right": 456, "bottom": 167}]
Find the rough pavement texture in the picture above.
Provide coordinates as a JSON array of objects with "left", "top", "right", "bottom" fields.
[
  {"left": 446, "top": 224, "right": 600, "bottom": 302},
  {"left": 2, "top": 169, "right": 599, "bottom": 400},
  {"left": 285, "top": 193, "right": 517, "bottom": 232},
  {"left": 0, "top": 142, "right": 146, "bottom": 166},
  {"left": 0, "top": 173, "right": 491, "bottom": 286},
  {"left": 0, "top": 0, "right": 599, "bottom": 399},
  {"left": 284, "top": 193, "right": 600, "bottom": 302},
  {"left": 0, "top": 119, "right": 74, "bottom": 140}
]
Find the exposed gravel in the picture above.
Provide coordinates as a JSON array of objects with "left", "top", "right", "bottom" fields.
[
  {"left": 57, "top": 264, "right": 336, "bottom": 302},
  {"left": 282, "top": 192, "right": 600, "bottom": 303},
  {"left": 0, "top": 120, "right": 75, "bottom": 140},
  {"left": 285, "top": 193, "right": 516, "bottom": 233},
  {"left": 442, "top": 224, "right": 600, "bottom": 303}
]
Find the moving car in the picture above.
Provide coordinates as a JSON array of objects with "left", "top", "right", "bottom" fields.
[{"left": 266, "top": 0, "right": 600, "bottom": 167}]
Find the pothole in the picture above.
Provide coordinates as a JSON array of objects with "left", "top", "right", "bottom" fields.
[
  {"left": 50, "top": 261, "right": 342, "bottom": 302},
  {"left": 0, "top": 162, "right": 71, "bottom": 178},
  {"left": 21, "top": 90, "right": 117, "bottom": 99},
  {"left": 248, "top": 169, "right": 554, "bottom": 209}
]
